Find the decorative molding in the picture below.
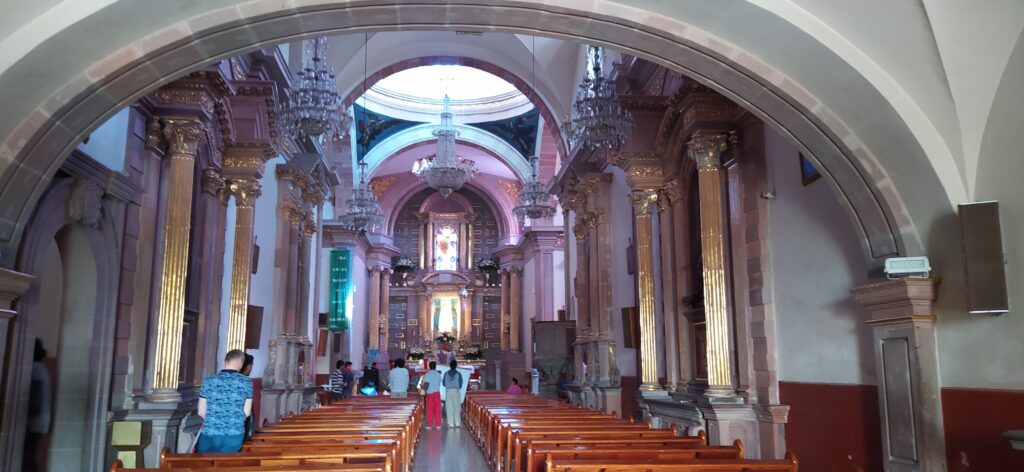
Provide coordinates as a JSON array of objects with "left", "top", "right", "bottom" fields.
[
  {"left": 228, "top": 179, "right": 262, "bottom": 208},
  {"left": 687, "top": 132, "right": 729, "bottom": 169},
  {"left": 162, "top": 118, "right": 205, "bottom": 157},
  {"left": 631, "top": 189, "right": 660, "bottom": 216},
  {"left": 495, "top": 178, "right": 523, "bottom": 203},
  {"left": 369, "top": 175, "right": 399, "bottom": 200},
  {"left": 201, "top": 167, "right": 226, "bottom": 197}
]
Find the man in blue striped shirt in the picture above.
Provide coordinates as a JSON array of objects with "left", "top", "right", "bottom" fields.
[{"left": 330, "top": 360, "right": 346, "bottom": 401}]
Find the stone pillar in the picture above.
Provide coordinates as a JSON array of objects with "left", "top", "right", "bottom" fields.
[
  {"left": 659, "top": 188, "right": 680, "bottom": 390},
  {"left": 632, "top": 189, "right": 661, "bottom": 391},
  {"left": 510, "top": 268, "right": 522, "bottom": 352},
  {"left": 500, "top": 270, "right": 510, "bottom": 351},
  {"left": 380, "top": 269, "right": 391, "bottom": 350},
  {"left": 367, "top": 267, "right": 382, "bottom": 350},
  {"left": 281, "top": 207, "right": 302, "bottom": 334},
  {"left": 459, "top": 222, "right": 468, "bottom": 270},
  {"left": 687, "top": 132, "right": 735, "bottom": 398},
  {"left": 851, "top": 278, "right": 946, "bottom": 472},
  {"left": 297, "top": 218, "right": 315, "bottom": 337},
  {"left": 425, "top": 220, "right": 434, "bottom": 271},
  {"left": 225, "top": 179, "right": 261, "bottom": 351},
  {"left": 150, "top": 118, "right": 203, "bottom": 402},
  {"left": 419, "top": 293, "right": 431, "bottom": 344}
]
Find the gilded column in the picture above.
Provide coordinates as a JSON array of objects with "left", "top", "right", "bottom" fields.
[
  {"left": 458, "top": 222, "right": 467, "bottom": 270},
  {"left": 225, "top": 180, "right": 262, "bottom": 351},
  {"left": 509, "top": 268, "right": 522, "bottom": 352},
  {"left": 425, "top": 220, "right": 434, "bottom": 271},
  {"left": 368, "top": 267, "right": 382, "bottom": 350},
  {"left": 461, "top": 292, "right": 473, "bottom": 341},
  {"left": 499, "top": 270, "right": 510, "bottom": 351},
  {"left": 380, "top": 269, "right": 391, "bottom": 350},
  {"left": 632, "top": 189, "right": 661, "bottom": 391},
  {"left": 688, "top": 132, "right": 734, "bottom": 397},
  {"left": 281, "top": 207, "right": 302, "bottom": 334},
  {"left": 150, "top": 118, "right": 203, "bottom": 401},
  {"left": 419, "top": 293, "right": 431, "bottom": 343}
]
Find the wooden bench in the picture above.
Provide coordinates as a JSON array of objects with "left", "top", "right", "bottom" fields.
[
  {"left": 519, "top": 435, "right": 715, "bottom": 472},
  {"left": 545, "top": 453, "right": 800, "bottom": 471},
  {"left": 110, "top": 460, "right": 387, "bottom": 471},
  {"left": 159, "top": 448, "right": 392, "bottom": 470}
]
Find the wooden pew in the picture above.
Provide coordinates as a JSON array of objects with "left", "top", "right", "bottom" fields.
[
  {"left": 110, "top": 460, "right": 386, "bottom": 471},
  {"left": 528, "top": 441, "right": 743, "bottom": 472},
  {"left": 519, "top": 435, "right": 713, "bottom": 472},
  {"left": 545, "top": 452, "right": 800, "bottom": 471},
  {"left": 159, "top": 448, "right": 392, "bottom": 470}
]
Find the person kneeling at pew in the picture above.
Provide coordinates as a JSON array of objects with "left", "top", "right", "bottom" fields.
[{"left": 196, "top": 349, "right": 253, "bottom": 453}]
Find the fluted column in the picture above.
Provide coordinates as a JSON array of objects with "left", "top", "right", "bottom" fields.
[
  {"left": 509, "top": 268, "right": 522, "bottom": 352},
  {"left": 150, "top": 118, "right": 203, "bottom": 402},
  {"left": 368, "top": 267, "right": 382, "bottom": 350},
  {"left": 688, "top": 132, "right": 735, "bottom": 398},
  {"left": 500, "top": 270, "right": 510, "bottom": 351},
  {"left": 297, "top": 216, "right": 315, "bottom": 337},
  {"left": 380, "top": 269, "right": 391, "bottom": 350},
  {"left": 225, "top": 180, "right": 262, "bottom": 351},
  {"left": 659, "top": 188, "right": 681, "bottom": 390},
  {"left": 281, "top": 207, "right": 302, "bottom": 334},
  {"left": 632, "top": 189, "right": 661, "bottom": 391}
]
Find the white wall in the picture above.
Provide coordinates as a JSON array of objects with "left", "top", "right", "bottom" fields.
[
  {"left": 77, "top": 107, "right": 129, "bottom": 174},
  {"left": 348, "top": 252, "right": 368, "bottom": 364},
  {"left": 244, "top": 155, "right": 285, "bottom": 378},
  {"left": 608, "top": 166, "right": 637, "bottom": 377},
  {"left": 766, "top": 127, "right": 874, "bottom": 385}
]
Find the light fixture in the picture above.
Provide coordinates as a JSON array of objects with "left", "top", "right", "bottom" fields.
[
  {"left": 340, "top": 34, "right": 383, "bottom": 231},
  {"left": 338, "top": 161, "right": 383, "bottom": 231},
  {"left": 278, "top": 37, "right": 351, "bottom": 140},
  {"left": 563, "top": 45, "right": 633, "bottom": 150},
  {"left": 413, "top": 95, "right": 477, "bottom": 198},
  {"left": 514, "top": 35, "right": 557, "bottom": 221}
]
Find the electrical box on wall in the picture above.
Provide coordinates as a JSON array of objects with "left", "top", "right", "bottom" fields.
[{"left": 958, "top": 201, "right": 1009, "bottom": 314}]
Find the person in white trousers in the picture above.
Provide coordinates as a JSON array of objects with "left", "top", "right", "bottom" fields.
[{"left": 442, "top": 359, "right": 463, "bottom": 428}]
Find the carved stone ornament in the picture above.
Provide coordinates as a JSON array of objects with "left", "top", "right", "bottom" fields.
[
  {"left": 631, "top": 189, "right": 660, "bottom": 215},
  {"left": 687, "top": 132, "right": 729, "bottom": 169},
  {"left": 229, "top": 179, "right": 262, "bottom": 207},
  {"left": 68, "top": 177, "right": 104, "bottom": 228},
  {"left": 145, "top": 118, "right": 166, "bottom": 152},
  {"left": 162, "top": 119, "right": 205, "bottom": 157},
  {"left": 662, "top": 178, "right": 684, "bottom": 205},
  {"left": 201, "top": 167, "right": 226, "bottom": 197}
]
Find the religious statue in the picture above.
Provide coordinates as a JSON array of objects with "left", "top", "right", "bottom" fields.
[{"left": 434, "top": 225, "right": 458, "bottom": 271}]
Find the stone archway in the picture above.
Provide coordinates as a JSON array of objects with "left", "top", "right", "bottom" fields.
[
  {"left": 0, "top": 1, "right": 945, "bottom": 270},
  {"left": 4, "top": 176, "right": 121, "bottom": 472}
]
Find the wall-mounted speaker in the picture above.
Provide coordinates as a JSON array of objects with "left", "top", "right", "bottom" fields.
[
  {"left": 958, "top": 201, "right": 1009, "bottom": 314},
  {"left": 245, "top": 305, "right": 264, "bottom": 349}
]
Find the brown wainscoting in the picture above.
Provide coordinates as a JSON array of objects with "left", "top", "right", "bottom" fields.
[
  {"left": 779, "top": 381, "right": 883, "bottom": 471},
  {"left": 251, "top": 377, "right": 262, "bottom": 430},
  {"left": 620, "top": 376, "right": 639, "bottom": 420},
  {"left": 943, "top": 387, "right": 1024, "bottom": 471}
]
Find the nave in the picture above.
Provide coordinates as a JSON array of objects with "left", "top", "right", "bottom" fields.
[{"left": 109, "top": 393, "right": 799, "bottom": 471}]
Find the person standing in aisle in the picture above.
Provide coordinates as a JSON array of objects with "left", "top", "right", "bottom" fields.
[
  {"left": 420, "top": 361, "right": 443, "bottom": 429},
  {"left": 442, "top": 359, "right": 464, "bottom": 428}
]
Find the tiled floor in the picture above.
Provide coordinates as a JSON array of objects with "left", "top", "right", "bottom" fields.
[{"left": 412, "top": 426, "right": 489, "bottom": 472}]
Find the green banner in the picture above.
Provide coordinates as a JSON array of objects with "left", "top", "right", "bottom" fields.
[{"left": 329, "top": 248, "right": 351, "bottom": 331}]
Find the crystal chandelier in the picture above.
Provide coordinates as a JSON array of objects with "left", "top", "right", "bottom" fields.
[
  {"left": 413, "top": 95, "right": 477, "bottom": 198},
  {"left": 563, "top": 46, "right": 633, "bottom": 150},
  {"left": 514, "top": 155, "right": 556, "bottom": 220},
  {"left": 338, "top": 161, "right": 383, "bottom": 231},
  {"left": 278, "top": 37, "right": 352, "bottom": 140}
]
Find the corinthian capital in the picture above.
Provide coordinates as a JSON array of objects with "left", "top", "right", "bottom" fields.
[
  {"left": 162, "top": 118, "right": 205, "bottom": 156},
  {"left": 229, "top": 179, "right": 262, "bottom": 207},
  {"left": 686, "top": 132, "right": 728, "bottom": 169},
  {"left": 201, "top": 167, "right": 226, "bottom": 197},
  {"left": 631, "top": 189, "right": 660, "bottom": 216}
]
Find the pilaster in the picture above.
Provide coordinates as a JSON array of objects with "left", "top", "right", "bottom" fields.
[{"left": 850, "top": 278, "right": 946, "bottom": 472}]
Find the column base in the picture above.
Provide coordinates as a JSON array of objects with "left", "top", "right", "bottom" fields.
[
  {"left": 593, "top": 386, "right": 622, "bottom": 417},
  {"left": 146, "top": 388, "right": 182, "bottom": 403},
  {"left": 698, "top": 402, "right": 760, "bottom": 457},
  {"left": 110, "top": 401, "right": 198, "bottom": 468}
]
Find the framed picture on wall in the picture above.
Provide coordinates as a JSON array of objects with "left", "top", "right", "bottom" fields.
[
  {"left": 251, "top": 243, "right": 261, "bottom": 274},
  {"left": 799, "top": 152, "right": 821, "bottom": 186},
  {"left": 626, "top": 238, "right": 636, "bottom": 275},
  {"left": 316, "top": 329, "right": 328, "bottom": 357},
  {"left": 622, "top": 307, "right": 639, "bottom": 348}
]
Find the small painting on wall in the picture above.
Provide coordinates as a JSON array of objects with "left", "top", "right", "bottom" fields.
[{"left": 800, "top": 153, "right": 821, "bottom": 186}]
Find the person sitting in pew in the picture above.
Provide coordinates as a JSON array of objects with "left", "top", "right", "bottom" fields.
[
  {"left": 506, "top": 377, "right": 523, "bottom": 394},
  {"left": 196, "top": 349, "right": 253, "bottom": 453},
  {"left": 389, "top": 358, "right": 410, "bottom": 398}
]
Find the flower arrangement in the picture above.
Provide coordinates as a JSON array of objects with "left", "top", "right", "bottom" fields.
[
  {"left": 463, "top": 344, "right": 484, "bottom": 360},
  {"left": 476, "top": 257, "right": 499, "bottom": 272},
  {"left": 436, "top": 332, "right": 456, "bottom": 345},
  {"left": 393, "top": 256, "right": 416, "bottom": 272},
  {"left": 407, "top": 346, "right": 426, "bottom": 360}
]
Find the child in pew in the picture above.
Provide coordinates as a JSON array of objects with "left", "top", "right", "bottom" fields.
[{"left": 506, "top": 377, "right": 523, "bottom": 394}]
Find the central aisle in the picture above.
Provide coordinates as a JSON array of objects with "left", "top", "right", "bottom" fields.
[{"left": 412, "top": 426, "right": 489, "bottom": 472}]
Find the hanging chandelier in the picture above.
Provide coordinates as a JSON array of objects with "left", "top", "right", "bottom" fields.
[
  {"left": 413, "top": 95, "right": 477, "bottom": 198},
  {"left": 278, "top": 37, "right": 351, "bottom": 140},
  {"left": 514, "top": 155, "right": 556, "bottom": 220},
  {"left": 514, "top": 36, "right": 557, "bottom": 221},
  {"left": 338, "top": 161, "right": 383, "bottom": 231},
  {"left": 563, "top": 46, "right": 633, "bottom": 150}
]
